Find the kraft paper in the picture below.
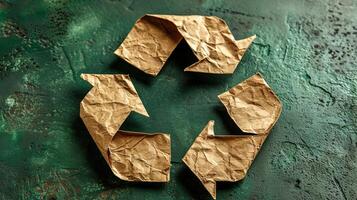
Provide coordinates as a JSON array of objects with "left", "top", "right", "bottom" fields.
[
  {"left": 115, "top": 14, "right": 256, "bottom": 76},
  {"left": 80, "top": 74, "right": 171, "bottom": 182},
  {"left": 183, "top": 73, "right": 282, "bottom": 199}
]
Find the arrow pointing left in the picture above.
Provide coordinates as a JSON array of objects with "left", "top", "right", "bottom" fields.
[
  {"left": 183, "top": 73, "right": 282, "bottom": 199},
  {"left": 183, "top": 120, "right": 266, "bottom": 199},
  {"left": 80, "top": 74, "right": 171, "bottom": 182}
]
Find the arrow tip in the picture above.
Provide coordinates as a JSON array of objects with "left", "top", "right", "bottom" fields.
[
  {"left": 203, "top": 180, "right": 217, "bottom": 199},
  {"left": 182, "top": 120, "right": 217, "bottom": 199},
  {"left": 236, "top": 35, "right": 256, "bottom": 50},
  {"left": 80, "top": 73, "right": 149, "bottom": 117},
  {"left": 201, "top": 120, "right": 215, "bottom": 137},
  {"left": 80, "top": 73, "right": 98, "bottom": 86}
]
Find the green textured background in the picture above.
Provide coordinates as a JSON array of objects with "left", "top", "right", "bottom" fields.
[{"left": 0, "top": 0, "right": 356, "bottom": 199}]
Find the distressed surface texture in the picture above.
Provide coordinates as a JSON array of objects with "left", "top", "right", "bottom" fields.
[{"left": 0, "top": 0, "right": 356, "bottom": 199}]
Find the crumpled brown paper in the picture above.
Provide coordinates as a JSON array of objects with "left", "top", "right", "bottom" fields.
[
  {"left": 182, "top": 73, "right": 282, "bottom": 199},
  {"left": 183, "top": 121, "right": 266, "bottom": 199},
  {"left": 80, "top": 74, "right": 171, "bottom": 182},
  {"left": 218, "top": 73, "right": 282, "bottom": 135},
  {"left": 110, "top": 130, "right": 170, "bottom": 181},
  {"left": 115, "top": 14, "right": 256, "bottom": 76}
]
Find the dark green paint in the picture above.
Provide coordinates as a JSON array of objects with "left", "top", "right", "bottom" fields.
[{"left": 0, "top": 0, "right": 356, "bottom": 199}]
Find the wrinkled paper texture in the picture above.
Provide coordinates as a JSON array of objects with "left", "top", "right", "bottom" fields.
[
  {"left": 218, "top": 73, "right": 282, "bottom": 134},
  {"left": 80, "top": 74, "right": 171, "bottom": 182},
  {"left": 183, "top": 73, "right": 282, "bottom": 199},
  {"left": 183, "top": 121, "right": 266, "bottom": 199},
  {"left": 115, "top": 14, "right": 256, "bottom": 76}
]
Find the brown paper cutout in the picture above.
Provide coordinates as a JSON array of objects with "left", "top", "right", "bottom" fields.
[
  {"left": 183, "top": 121, "right": 266, "bottom": 199},
  {"left": 80, "top": 74, "right": 171, "bottom": 182},
  {"left": 218, "top": 73, "right": 282, "bottom": 135},
  {"left": 115, "top": 14, "right": 256, "bottom": 76},
  {"left": 182, "top": 73, "right": 282, "bottom": 199}
]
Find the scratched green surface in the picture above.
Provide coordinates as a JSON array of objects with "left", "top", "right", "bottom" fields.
[{"left": 0, "top": 0, "right": 356, "bottom": 199}]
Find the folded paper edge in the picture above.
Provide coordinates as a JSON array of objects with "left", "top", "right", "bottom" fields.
[{"left": 115, "top": 14, "right": 256, "bottom": 76}]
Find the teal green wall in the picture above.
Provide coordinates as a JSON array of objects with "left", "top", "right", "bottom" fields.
[{"left": 0, "top": 0, "right": 356, "bottom": 199}]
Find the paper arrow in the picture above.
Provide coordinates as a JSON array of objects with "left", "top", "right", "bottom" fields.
[
  {"left": 80, "top": 74, "right": 171, "bottom": 182},
  {"left": 182, "top": 73, "right": 282, "bottom": 199},
  {"left": 115, "top": 14, "right": 256, "bottom": 76},
  {"left": 218, "top": 73, "right": 282, "bottom": 135},
  {"left": 183, "top": 121, "right": 267, "bottom": 199}
]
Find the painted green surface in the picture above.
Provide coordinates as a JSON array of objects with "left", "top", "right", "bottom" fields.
[{"left": 0, "top": 0, "right": 356, "bottom": 199}]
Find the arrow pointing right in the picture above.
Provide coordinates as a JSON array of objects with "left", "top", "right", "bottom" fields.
[{"left": 115, "top": 15, "right": 255, "bottom": 76}]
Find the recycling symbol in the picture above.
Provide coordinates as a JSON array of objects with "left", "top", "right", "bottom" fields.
[{"left": 80, "top": 15, "right": 282, "bottom": 199}]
